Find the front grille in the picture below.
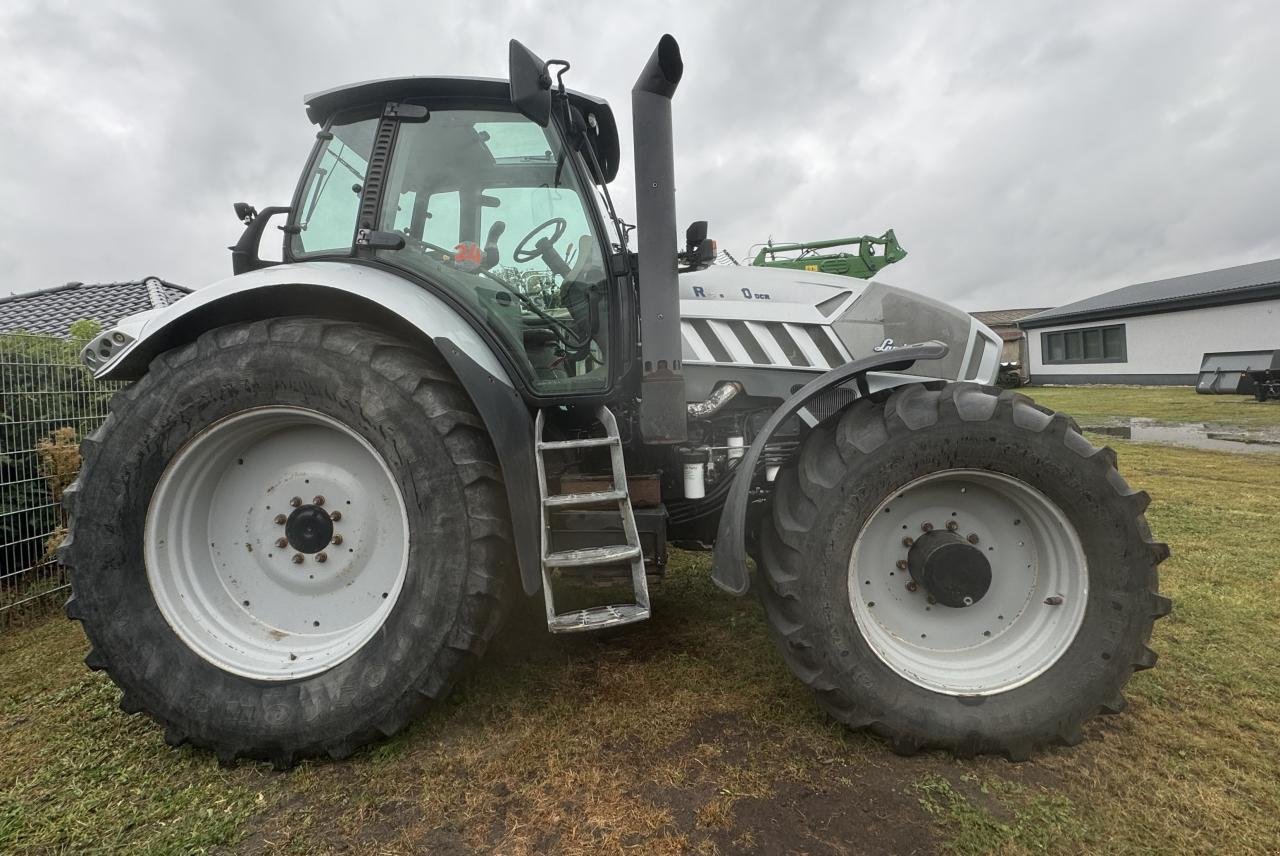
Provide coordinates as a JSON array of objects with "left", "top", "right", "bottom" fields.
[{"left": 681, "top": 319, "right": 848, "bottom": 369}]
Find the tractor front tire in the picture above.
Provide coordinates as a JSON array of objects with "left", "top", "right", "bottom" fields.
[
  {"left": 61, "top": 318, "right": 514, "bottom": 768},
  {"left": 759, "top": 382, "right": 1170, "bottom": 759}
]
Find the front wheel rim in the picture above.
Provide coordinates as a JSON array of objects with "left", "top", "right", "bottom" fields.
[
  {"left": 145, "top": 406, "right": 410, "bottom": 681},
  {"left": 847, "top": 469, "right": 1088, "bottom": 696}
]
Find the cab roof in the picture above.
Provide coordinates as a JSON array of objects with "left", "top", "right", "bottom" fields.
[{"left": 303, "top": 76, "right": 619, "bottom": 182}]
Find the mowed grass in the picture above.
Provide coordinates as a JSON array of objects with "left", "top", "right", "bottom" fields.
[
  {"left": 1026, "top": 383, "right": 1280, "bottom": 429},
  {"left": 2, "top": 396, "right": 1279, "bottom": 852}
]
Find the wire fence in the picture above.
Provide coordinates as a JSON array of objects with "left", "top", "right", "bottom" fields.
[{"left": 0, "top": 332, "right": 121, "bottom": 629}]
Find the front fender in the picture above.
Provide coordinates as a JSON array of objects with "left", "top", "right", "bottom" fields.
[
  {"left": 81, "top": 261, "right": 544, "bottom": 596},
  {"left": 710, "top": 341, "right": 950, "bottom": 595},
  {"left": 84, "top": 262, "right": 510, "bottom": 382}
]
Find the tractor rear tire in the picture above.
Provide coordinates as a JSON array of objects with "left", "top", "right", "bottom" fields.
[
  {"left": 758, "top": 382, "right": 1170, "bottom": 760},
  {"left": 61, "top": 318, "right": 514, "bottom": 768}
]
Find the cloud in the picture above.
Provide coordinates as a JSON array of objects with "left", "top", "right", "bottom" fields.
[{"left": 1, "top": 0, "right": 1278, "bottom": 311}]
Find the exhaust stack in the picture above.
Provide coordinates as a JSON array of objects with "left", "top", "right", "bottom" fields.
[{"left": 632, "top": 34, "right": 686, "bottom": 443}]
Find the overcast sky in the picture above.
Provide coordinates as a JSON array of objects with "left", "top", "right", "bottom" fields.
[{"left": 3, "top": 0, "right": 1278, "bottom": 311}]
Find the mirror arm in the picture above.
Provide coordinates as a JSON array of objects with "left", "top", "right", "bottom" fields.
[{"left": 229, "top": 205, "right": 291, "bottom": 275}]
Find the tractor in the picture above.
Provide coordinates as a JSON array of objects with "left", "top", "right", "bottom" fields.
[{"left": 64, "top": 35, "right": 1170, "bottom": 768}]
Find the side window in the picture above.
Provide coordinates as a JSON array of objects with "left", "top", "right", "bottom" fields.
[
  {"left": 291, "top": 117, "right": 377, "bottom": 256},
  {"left": 480, "top": 186, "right": 601, "bottom": 309},
  {"left": 388, "top": 191, "right": 415, "bottom": 233},
  {"left": 422, "top": 192, "right": 461, "bottom": 249},
  {"left": 372, "top": 108, "right": 615, "bottom": 395}
]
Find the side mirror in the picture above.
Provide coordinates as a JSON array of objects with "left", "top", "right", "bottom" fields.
[
  {"left": 679, "top": 220, "right": 716, "bottom": 271},
  {"left": 685, "top": 220, "right": 708, "bottom": 251},
  {"left": 509, "top": 39, "right": 552, "bottom": 126}
]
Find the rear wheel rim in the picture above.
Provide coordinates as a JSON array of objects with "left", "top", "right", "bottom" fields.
[
  {"left": 847, "top": 469, "right": 1087, "bottom": 696},
  {"left": 145, "top": 406, "right": 410, "bottom": 681}
]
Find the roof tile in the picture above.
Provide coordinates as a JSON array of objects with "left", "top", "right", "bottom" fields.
[{"left": 0, "top": 278, "right": 190, "bottom": 338}]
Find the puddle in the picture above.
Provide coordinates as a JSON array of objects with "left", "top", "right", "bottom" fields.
[{"left": 1081, "top": 419, "right": 1280, "bottom": 455}]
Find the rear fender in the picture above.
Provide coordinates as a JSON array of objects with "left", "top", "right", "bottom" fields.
[
  {"left": 710, "top": 341, "right": 950, "bottom": 595},
  {"left": 82, "top": 261, "right": 544, "bottom": 596}
]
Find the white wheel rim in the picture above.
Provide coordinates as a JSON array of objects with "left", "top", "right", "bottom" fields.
[
  {"left": 145, "top": 407, "right": 410, "bottom": 681},
  {"left": 847, "top": 469, "right": 1087, "bottom": 696}
]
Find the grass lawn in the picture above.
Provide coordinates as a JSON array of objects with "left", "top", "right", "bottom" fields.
[
  {"left": 1025, "top": 384, "right": 1280, "bottom": 429},
  {"left": 2, "top": 393, "right": 1278, "bottom": 854}
]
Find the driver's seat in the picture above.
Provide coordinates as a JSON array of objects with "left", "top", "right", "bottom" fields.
[{"left": 566, "top": 235, "right": 602, "bottom": 283}]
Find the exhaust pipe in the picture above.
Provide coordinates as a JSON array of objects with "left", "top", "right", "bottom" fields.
[{"left": 632, "top": 34, "right": 686, "bottom": 443}]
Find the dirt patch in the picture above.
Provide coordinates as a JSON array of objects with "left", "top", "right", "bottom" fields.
[
  {"left": 610, "top": 711, "right": 948, "bottom": 855},
  {"left": 701, "top": 773, "right": 935, "bottom": 855},
  {"left": 226, "top": 709, "right": 955, "bottom": 855}
]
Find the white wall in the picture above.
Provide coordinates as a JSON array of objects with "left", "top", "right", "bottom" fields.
[{"left": 1026, "top": 297, "right": 1280, "bottom": 380}]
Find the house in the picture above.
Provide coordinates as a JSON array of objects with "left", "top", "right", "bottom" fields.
[
  {"left": 970, "top": 308, "right": 1051, "bottom": 372},
  {"left": 0, "top": 277, "right": 190, "bottom": 338},
  {"left": 1019, "top": 258, "right": 1280, "bottom": 385}
]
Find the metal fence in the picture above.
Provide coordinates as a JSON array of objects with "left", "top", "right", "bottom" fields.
[{"left": 0, "top": 333, "right": 121, "bottom": 628}]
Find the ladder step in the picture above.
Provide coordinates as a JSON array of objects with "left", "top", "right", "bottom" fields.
[
  {"left": 543, "top": 489, "right": 627, "bottom": 508},
  {"left": 543, "top": 544, "right": 641, "bottom": 568},
  {"left": 538, "top": 437, "right": 615, "bottom": 450},
  {"left": 548, "top": 604, "right": 650, "bottom": 633}
]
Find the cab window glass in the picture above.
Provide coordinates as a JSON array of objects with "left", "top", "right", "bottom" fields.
[
  {"left": 291, "top": 117, "right": 377, "bottom": 256},
  {"left": 376, "top": 108, "right": 612, "bottom": 394},
  {"left": 422, "top": 192, "right": 461, "bottom": 250}
]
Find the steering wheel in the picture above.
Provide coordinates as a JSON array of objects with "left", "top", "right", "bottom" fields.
[{"left": 513, "top": 217, "right": 567, "bottom": 263}]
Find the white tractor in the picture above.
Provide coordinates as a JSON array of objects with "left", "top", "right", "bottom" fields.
[{"left": 64, "top": 36, "right": 1169, "bottom": 767}]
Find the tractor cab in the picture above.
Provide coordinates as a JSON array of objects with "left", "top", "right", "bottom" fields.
[{"left": 287, "top": 76, "right": 629, "bottom": 396}]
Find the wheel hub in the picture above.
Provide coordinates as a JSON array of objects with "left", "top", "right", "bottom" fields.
[
  {"left": 285, "top": 504, "right": 334, "bottom": 554},
  {"left": 907, "top": 530, "right": 992, "bottom": 608}
]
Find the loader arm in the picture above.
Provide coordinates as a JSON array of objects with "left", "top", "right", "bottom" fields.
[{"left": 750, "top": 230, "right": 907, "bottom": 279}]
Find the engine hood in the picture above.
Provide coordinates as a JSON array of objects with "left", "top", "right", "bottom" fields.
[
  {"left": 680, "top": 265, "right": 860, "bottom": 321},
  {"left": 677, "top": 266, "right": 1000, "bottom": 400}
]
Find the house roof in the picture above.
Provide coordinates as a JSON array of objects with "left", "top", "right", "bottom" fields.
[
  {"left": 0, "top": 277, "right": 191, "bottom": 338},
  {"left": 1019, "top": 258, "right": 1280, "bottom": 329},
  {"left": 971, "top": 308, "right": 1052, "bottom": 327}
]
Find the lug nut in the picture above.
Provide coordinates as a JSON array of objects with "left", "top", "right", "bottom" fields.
[
  {"left": 291, "top": 553, "right": 304, "bottom": 564},
  {"left": 313, "top": 495, "right": 325, "bottom": 507},
  {"left": 315, "top": 552, "right": 328, "bottom": 563},
  {"left": 967, "top": 533, "right": 980, "bottom": 544},
  {"left": 331, "top": 534, "right": 344, "bottom": 546},
  {"left": 921, "top": 522, "right": 934, "bottom": 532},
  {"left": 330, "top": 510, "right": 342, "bottom": 522},
  {"left": 906, "top": 581, "right": 918, "bottom": 592},
  {"left": 275, "top": 537, "right": 288, "bottom": 549},
  {"left": 902, "top": 536, "right": 914, "bottom": 548},
  {"left": 946, "top": 520, "right": 958, "bottom": 532},
  {"left": 895, "top": 559, "right": 908, "bottom": 570},
  {"left": 274, "top": 513, "right": 287, "bottom": 525},
  {"left": 290, "top": 496, "right": 302, "bottom": 508}
]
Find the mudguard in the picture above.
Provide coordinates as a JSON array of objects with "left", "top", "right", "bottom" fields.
[
  {"left": 710, "top": 341, "right": 950, "bottom": 596},
  {"left": 82, "top": 261, "right": 544, "bottom": 596}
]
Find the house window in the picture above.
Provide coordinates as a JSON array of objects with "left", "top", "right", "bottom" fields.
[{"left": 1041, "top": 324, "right": 1126, "bottom": 364}]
